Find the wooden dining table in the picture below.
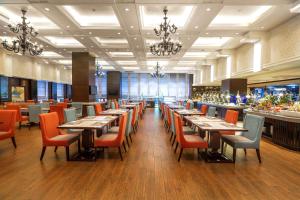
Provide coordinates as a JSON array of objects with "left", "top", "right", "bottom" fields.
[
  {"left": 184, "top": 115, "right": 247, "bottom": 163},
  {"left": 99, "top": 109, "right": 128, "bottom": 115},
  {"left": 175, "top": 109, "right": 204, "bottom": 116},
  {"left": 167, "top": 104, "right": 184, "bottom": 110},
  {"left": 58, "top": 115, "right": 118, "bottom": 161},
  {"left": 120, "top": 105, "right": 136, "bottom": 109}
]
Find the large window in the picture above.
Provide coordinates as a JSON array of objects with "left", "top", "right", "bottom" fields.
[
  {"left": 37, "top": 80, "right": 48, "bottom": 101},
  {"left": 0, "top": 76, "right": 8, "bottom": 101},
  {"left": 121, "top": 72, "right": 190, "bottom": 99},
  {"left": 96, "top": 72, "right": 107, "bottom": 98},
  {"left": 57, "top": 83, "right": 64, "bottom": 100}
]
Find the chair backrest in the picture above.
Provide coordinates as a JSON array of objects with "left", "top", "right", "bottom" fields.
[
  {"left": 40, "top": 102, "right": 50, "bottom": 109},
  {"left": 49, "top": 105, "right": 65, "bottom": 124},
  {"left": 114, "top": 100, "right": 119, "bottom": 109},
  {"left": 0, "top": 110, "right": 17, "bottom": 135},
  {"left": 207, "top": 106, "right": 216, "bottom": 117},
  {"left": 87, "top": 105, "right": 96, "bottom": 116},
  {"left": 56, "top": 102, "right": 67, "bottom": 109},
  {"left": 64, "top": 108, "right": 77, "bottom": 123},
  {"left": 131, "top": 106, "right": 137, "bottom": 125},
  {"left": 201, "top": 104, "right": 208, "bottom": 115},
  {"left": 64, "top": 99, "right": 69, "bottom": 103},
  {"left": 6, "top": 104, "right": 21, "bottom": 122},
  {"left": 224, "top": 110, "right": 239, "bottom": 124},
  {"left": 94, "top": 104, "right": 102, "bottom": 116},
  {"left": 28, "top": 105, "right": 42, "bottom": 123},
  {"left": 174, "top": 113, "right": 186, "bottom": 145},
  {"left": 242, "top": 114, "right": 265, "bottom": 148},
  {"left": 186, "top": 101, "right": 191, "bottom": 109},
  {"left": 71, "top": 102, "right": 83, "bottom": 117},
  {"left": 166, "top": 107, "right": 171, "bottom": 125},
  {"left": 116, "top": 113, "right": 128, "bottom": 145},
  {"left": 125, "top": 110, "right": 133, "bottom": 136},
  {"left": 139, "top": 102, "right": 143, "bottom": 115},
  {"left": 170, "top": 109, "right": 176, "bottom": 134},
  {"left": 39, "top": 112, "right": 61, "bottom": 144},
  {"left": 135, "top": 104, "right": 139, "bottom": 121},
  {"left": 111, "top": 101, "right": 116, "bottom": 109}
]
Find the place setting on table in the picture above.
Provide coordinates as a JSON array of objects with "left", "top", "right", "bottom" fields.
[
  {"left": 184, "top": 115, "right": 247, "bottom": 163},
  {"left": 120, "top": 104, "right": 136, "bottom": 109},
  {"left": 167, "top": 104, "right": 185, "bottom": 110},
  {"left": 58, "top": 115, "right": 119, "bottom": 161},
  {"left": 175, "top": 109, "right": 204, "bottom": 116},
  {"left": 99, "top": 109, "right": 129, "bottom": 115}
]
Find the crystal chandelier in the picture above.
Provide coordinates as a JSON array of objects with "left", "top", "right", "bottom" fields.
[
  {"left": 95, "top": 63, "right": 105, "bottom": 78},
  {"left": 151, "top": 62, "right": 164, "bottom": 78},
  {"left": 150, "top": 7, "right": 182, "bottom": 56},
  {"left": 1, "top": 8, "right": 43, "bottom": 56}
]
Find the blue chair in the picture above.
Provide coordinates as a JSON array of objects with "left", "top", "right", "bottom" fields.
[
  {"left": 111, "top": 101, "right": 116, "bottom": 109},
  {"left": 64, "top": 108, "right": 83, "bottom": 134},
  {"left": 71, "top": 102, "right": 83, "bottom": 118},
  {"left": 87, "top": 105, "right": 96, "bottom": 116},
  {"left": 207, "top": 106, "right": 216, "bottom": 117},
  {"left": 28, "top": 105, "right": 42, "bottom": 128},
  {"left": 39, "top": 102, "right": 50, "bottom": 113},
  {"left": 221, "top": 114, "right": 265, "bottom": 163}
]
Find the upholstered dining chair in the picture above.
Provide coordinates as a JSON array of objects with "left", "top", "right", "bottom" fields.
[
  {"left": 200, "top": 104, "right": 208, "bottom": 115},
  {"left": 87, "top": 105, "right": 96, "bottom": 117},
  {"left": 50, "top": 105, "right": 65, "bottom": 125},
  {"left": 174, "top": 113, "right": 208, "bottom": 162},
  {"left": 64, "top": 108, "right": 83, "bottom": 134},
  {"left": 221, "top": 114, "right": 265, "bottom": 163},
  {"left": 71, "top": 102, "right": 83, "bottom": 118},
  {"left": 39, "top": 112, "right": 81, "bottom": 161},
  {"left": 28, "top": 105, "right": 42, "bottom": 128},
  {"left": 0, "top": 110, "right": 17, "bottom": 148},
  {"left": 94, "top": 113, "right": 128, "bottom": 161},
  {"left": 219, "top": 110, "right": 239, "bottom": 136},
  {"left": 6, "top": 104, "right": 28, "bottom": 128},
  {"left": 207, "top": 106, "right": 217, "bottom": 117},
  {"left": 94, "top": 104, "right": 103, "bottom": 116},
  {"left": 40, "top": 102, "right": 50, "bottom": 113}
]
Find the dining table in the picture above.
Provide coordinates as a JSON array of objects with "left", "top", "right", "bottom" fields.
[
  {"left": 20, "top": 107, "right": 50, "bottom": 113},
  {"left": 184, "top": 115, "right": 247, "bottom": 163},
  {"left": 99, "top": 109, "right": 128, "bottom": 116},
  {"left": 175, "top": 109, "right": 204, "bottom": 116},
  {"left": 58, "top": 115, "right": 118, "bottom": 161},
  {"left": 120, "top": 104, "right": 136, "bottom": 109},
  {"left": 167, "top": 104, "right": 184, "bottom": 110}
]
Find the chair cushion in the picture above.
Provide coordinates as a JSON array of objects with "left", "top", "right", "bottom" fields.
[
  {"left": 21, "top": 116, "right": 29, "bottom": 121},
  {"left": 183, "top": 126, "right": 195, "bottom": 134},
  {"left": 221, "top": 135, "right": 254, "bottom": 149},
  {"left": 94, "top": 134, "right": 119, "bottom": 147},
  {"left": 46, "top": 133, "right": 79, "bottom": 146},
  {"left": 108, "top": 126, "right": 119, "bottom": 133},
  {"left": 67, "top": 129, "right": 84, "bottom": 134},
  {"left": 182, "top": 135, "right": 208, "bottom": 148},
  {"left": 219, "top": 131, "right": 235, "bottom": 135},
  {"left": 0, "top": 131, "right": 12, "bottom": 140}
]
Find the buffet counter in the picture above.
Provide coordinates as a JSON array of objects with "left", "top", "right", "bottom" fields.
[
  {"left": 244, "top": 109, "right": 300, "bottom": 151},
  {"left": 195, "top": 101, "right": 246, "bottom": 120}
]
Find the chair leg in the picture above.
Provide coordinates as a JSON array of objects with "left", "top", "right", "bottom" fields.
[
  {"left": 11, "top": 137, "right": 17, "bottom": 148},
  {"left": 174, "top": 142, "right": 178, "bottom": 153},
  {"left": 178, "top": 148, "right": 183, "bottom": 162},
  {"left": 233, "top": 148, "right": 236, "bottom": 163},
  {"left": 256, "top": 149, "right": 262, "bottom": 163},
  {"left": 129, "top": 134, "right": 133, "bottom": 143},
  {"left": 169, "top": 132, "right": 173, "bottom": 141},
  {"left": 40, "top": 146, "right": 46, "bottom": 160},
  {"left": 122, "top": 141, "right": 127, "bottom": 153},
  {"left": 172, "top": 135, "right": 176, "bottom": 146},
  {"left": 65, "top": 146, "right": 70, "bottom": 161},
  {"left": 126, "top": 136, "right": 130, "bottom": 148},
  {"left": 118, "top": 146, "right": 123, "bottom": 161},
  {"left": 54, "top": 146, "right": 58, "bottom": 152},
  {"left": 78, "top": 138, "right": 81, "bottom": 154},
  {"left": 244, "top": 148, "right": 247, "bottom": 155}
]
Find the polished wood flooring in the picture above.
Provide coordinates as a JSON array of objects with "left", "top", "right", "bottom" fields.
[{"left": 0, "top": 108, "right": 300, "bottom": 200}]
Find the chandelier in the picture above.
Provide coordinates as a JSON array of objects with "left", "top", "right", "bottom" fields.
[
  {"left": 95, "top": 63, "right": 105, "bottom": 78},
  {"left": 150, "top": 7, "right": 182, "bottom": 56},
  {"left": 151, "top": 62, "right": 164, "bottom": 78},
  {"left": 1, "top": 8, "right": 43, "bottom": 56}
]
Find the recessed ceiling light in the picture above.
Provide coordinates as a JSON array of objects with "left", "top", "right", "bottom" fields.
[
  {"left": 81, "top": 37, "right": 84, "bottom": 39},
  {"left": 117, "top": 32, "right": 121, "bottom": 35},
  {"left": 66, "top": 25, "right": 70, "bottom": 28},
  {"left": 206, "top": 8, "right": 211, "bottom": 12},
  {"left": 134, "top": 37, "right": 137, "bottom": 40},
  {"left": 260, "top": 26, "right": 264, "bottom": 29},
  {"left": 60, "top": 32, "right": 63, "bottom": 34},
  {"left": 235, "top": 32, "right": 239, "bottom": 35},
  {"left": 194, "top": 26, "right": 199, "bottom": 29},
  {"left": 125, "top": 8, "right": 130, "bottom": 12},
  {"left": 130, "top": 26, "right": 134, "bottom": 28},
  {"left": 44, "top": 8, "right": 50, "bottom": 11},
  {"left": 205, "top": 32, "right": 209, "bottom": 35},
  {"left": 89, "top": 32, "right": 92, "bottom": 35}
]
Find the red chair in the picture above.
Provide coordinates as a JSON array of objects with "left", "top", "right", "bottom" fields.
[
  {"left": 200, "top": 104, "right": 208, "bottom": 115},
  {"left": 0, "top": 110, "right": 17, "bottom": 148},
  {"left": 6, "top": 104, "right": 28, "bottom": 128},
  {"left": 94, "top": 104, "right": 103, "bottom": 116},
  {"left": 160, "top": 103, "right": 165, "bottom": 119},
  {"left": 219, "top": 110, "right": 239, "bottom": 135},
  {"left": 56, "top": 102, "right": 67, "bottom": 109},
  {"left": 186, "top": 101, "right": 191, "bottom": 109},
  {"left": 131, "top": 106, "right": 137, "bottom": 133},
  {"left": 94, "top": 113, "right": 127, "bottom": 161},
  {"left": 174, "top": 113, "right": 208, "bottom": 162},
  {"left": 139, "top": 102, "right": 143, "bottom": 119},
  {"left": 50, "top": 105, "right": 65, "bottom": 124},
  {"left": 39, "top": 112, "right": 80, "bottom": 161}
]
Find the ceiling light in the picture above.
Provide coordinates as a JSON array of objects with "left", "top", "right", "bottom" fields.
[
  {"left": 235, "top": 32, "right": 239, "bottom": 35},
  {"left": 134, "top": 37, "right": 137, "bottom": 40},
  {"left": 117, "top": 32, "right": 121, "bottom": 35},
  {"left": 44, "top": 8, "right": 50, "bottom": 12},
  {"left": 125, "top": 8, "right": 130, "bottom": 12},
  {"left": 184, "top": 52, "right": 209, "bottom": 58},
  {"left": 117, "top": 61, "right": 137, "bottom": 65},
  {"left": 102, "top": 66, "right": 115, "bottom": 70},
  {"left": 89, "top": 32, "right": 92, "bottom": 35},
  {"left": 66, "top": 25, "right": 70, "bottom": 28},
  {"left": 260, "top": 26, "right": 264, "bottom": 29},
  {"left": 194, "top": 26, "right": 199, "bottom": 29},
  {"left": 205, "top": 32, "right": 209, "bottom": 35},
  {"left": 177, "top": 61, "right": 196, "bottom": 65},
  {"left": 290, "top": 4, "right": 300, "bottom": 13},
  {"left": 206, "top": 8, "right": 211, "bottom": 12},
  {"left": 192, "top": 37, "right": 232, "bottom": 47},
  {"left": 58, "top": 60, "right": 72, "bottom": 65},
  {"left": 95, "top": 37, "right": 128, "bottom": 45},
  {"left": 123, "top": 66, "right": 139, "bottom": 70},
  {"left": 109, "top": 52, "right": 134, "bottom": 57},
  {"left": 42, "top": 36, "right": 85, "bottom": 48},
  {"left": 130, "top": 26, "right": 134, "bottom": 28},
  {"left": 40, "top": 51, "right": 63, "bottom": 58},
  {"left": 96, "top": 60, "right": 109, "bottom": 65},
  {"left": 147, "top": 60, "right": 168, "bottom": 66},
  {"left": 173, "top": 67, "right": 195, "bottom": 70}
]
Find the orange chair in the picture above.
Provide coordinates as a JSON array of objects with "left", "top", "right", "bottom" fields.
[
  {"left": 26, "top": 100, "right": 35, "bottom": 103},
  {"left": 139, "top": 102, "right": 143, "bottom": 119},
  {"left": 166, "top": 106, "right": 172, "bottom": 132},
  {"left": 48, "top": 99, "right": 55, "bottom": 104},
  {"left": 174, "top": 113, "right": 208, "bottom": 162},
  {"left": 160, "top": 103, "right": 165, "bottom": 119},
  {"left": 6, "top": 104, "right": 28, "bottom": 128},
  {"left": 94, "top": 113, "right": 127, "bottom": 161},
  {"left": 200, "top": 104, "right": 208, "bottom": 115},
  {"left": 186, "top": 101, "right": 191, "bottom": 109},
  {"left": 56, "top": 102, "right": 67, "bottom": 109},
  {"left": 64, "top": 99, "right": 70, "bottom": 103},
  {"left": 50, "top": 105, "right": 65, "bottom": 125},
  {"left": 219, "top": 110, "right": 239, "bottom": 135},
  {"left": 131, "top": 106, "right": 137, "bottom": 133},
  {"left": 39, "top": 112, "right": 80, "bottom": 161},
  {"left": 94, "top": 104, "right": 103, "bottom": 116},
  {"left": 0, "top": 110, "right": 17, "bottom": 148}
]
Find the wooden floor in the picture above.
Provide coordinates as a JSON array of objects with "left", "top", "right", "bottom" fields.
[{"left": 0, "top": 108, "right": 300, "bottom": 200}]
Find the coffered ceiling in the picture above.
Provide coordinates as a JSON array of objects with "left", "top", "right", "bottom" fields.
[{"left": 0, "top": 0, "right": 298, "bottom": 73}]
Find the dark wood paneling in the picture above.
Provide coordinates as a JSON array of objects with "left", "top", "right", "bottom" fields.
[
  {"left": 107, "top": 71, "right": 121, "bottom": 100},
  {"left": 189, "top": 74, "right": 193, "bottom": 98},
  {"left": 51, "top": 82, "right": 57, "bottom": 100},
  {"left": 30, "top": 80, "right": 37, "bottom": 101},
  {"left": 192, "top": 86, "right": 221, "bottom": 98},
  {"left": 72, "top": 52, "right": 96, "bottom": 102},
  {"left": 222, "top": 78, "right": 247, "bottom": 96}
]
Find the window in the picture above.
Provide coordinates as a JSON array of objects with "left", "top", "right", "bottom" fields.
[
  {"left": 96, "top": 72, "right": 107, "bottom": 98},
  {"left": 129, "top": 73, "right": 139, "bottom": 98},
  {"left": 140, "top": 74, "right": 149, "bottom": 97},
  {"left": 253, "top": 42, "right": 262, "bottom": 72},
  {"left": 0, "top": 76, "right": 8, "bottom": 101},
  {"left": 37, "top": 80, "right": 48, "bottom": 101},
  {"left": 57, "top": 83, "right": 64, "bottom": 100},
  {"left": 121, "top": 72, "right": 129, "bottom": 99}
]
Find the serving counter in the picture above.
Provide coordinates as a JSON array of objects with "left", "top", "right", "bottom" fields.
[{"left": 245, "top": 110, "right": 300, "bottom": 151}]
